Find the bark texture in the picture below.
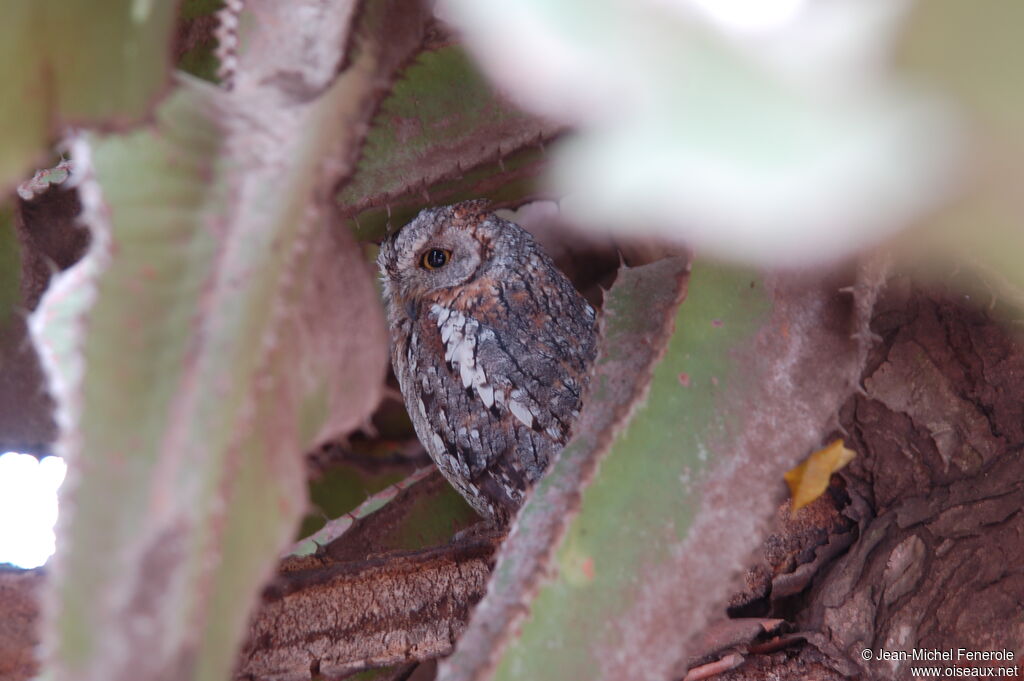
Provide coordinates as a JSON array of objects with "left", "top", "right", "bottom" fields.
[
  {"left": 715, "top": 280, "right": 1024, "bottom": 680},
  {"left": 237, "top": 538, "right": 496, "bottom": 681},
  {"left": 806, "top": 281, "right": 1024, "bottom": 678}
]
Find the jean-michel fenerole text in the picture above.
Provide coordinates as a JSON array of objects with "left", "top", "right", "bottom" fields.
[{"left": 874, "top": 649, "right": 1015, "bottom": 662}]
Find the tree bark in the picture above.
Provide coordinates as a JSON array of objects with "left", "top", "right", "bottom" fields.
[{"left": 715, "top": 280, "right": 1024, "bottom": 681}]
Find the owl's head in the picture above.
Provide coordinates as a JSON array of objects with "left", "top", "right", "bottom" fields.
[{"left": 378, "top": 200, "right": 497, "bottom": 317}]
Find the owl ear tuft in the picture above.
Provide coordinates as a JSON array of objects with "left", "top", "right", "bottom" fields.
[{"left": 450, "top": 199, "right": 492, "bottom": 223}]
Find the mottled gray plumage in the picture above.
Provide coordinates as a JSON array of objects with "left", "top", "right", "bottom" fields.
[{"left": 378, "top": 201, "right": 598, "bottom": 522}]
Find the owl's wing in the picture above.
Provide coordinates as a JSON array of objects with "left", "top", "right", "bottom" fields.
[
  {"left": 404, "top": 286, "right": 594, "bottom": 521},
  {"left": 428, "top": 293, "right": 595, "bottom": 446}
]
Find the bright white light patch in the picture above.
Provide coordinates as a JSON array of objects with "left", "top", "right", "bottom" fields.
[
  {"left": 0, "top": 452, "right": 66, "bottom": 569},
  {"left": 687, "top": 0, "right": 807, "bottom": 33}
]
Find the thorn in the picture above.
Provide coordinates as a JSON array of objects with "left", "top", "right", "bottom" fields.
[
  {"left": 617, "top": 249, "right": 628, "bottom": 269},
  {"left": 497, "top": 156, "right": 506, "bottom": 172}
]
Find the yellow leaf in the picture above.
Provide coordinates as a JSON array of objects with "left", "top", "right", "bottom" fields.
[{"left": 784, "top": 440, "right": 856, "bottom": 512}]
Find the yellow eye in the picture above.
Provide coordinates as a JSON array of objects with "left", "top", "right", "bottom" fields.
[{"left": 421, "top": 248, "right": 452, "bottom": 270}]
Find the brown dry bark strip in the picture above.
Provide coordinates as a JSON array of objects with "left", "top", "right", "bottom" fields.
[{"left": 238, "top": 534, "right": 499, "bottom": 681}]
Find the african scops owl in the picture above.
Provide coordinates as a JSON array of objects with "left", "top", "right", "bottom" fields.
[{"left": 378, "top": 201, "right": 598, "bottom": 523}]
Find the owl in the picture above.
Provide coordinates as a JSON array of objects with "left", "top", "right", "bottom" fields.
[{"left": 377, "top": 201, "right": 598, "bottom": 523}]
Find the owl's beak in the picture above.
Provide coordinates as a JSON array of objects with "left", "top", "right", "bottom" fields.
[{"left": 404, "top": 298, "right": 419, "bottom": 322}]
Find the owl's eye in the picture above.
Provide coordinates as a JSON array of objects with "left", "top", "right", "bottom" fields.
[{"left": 421, "top": 248, "right": 452, "bottom": 270}]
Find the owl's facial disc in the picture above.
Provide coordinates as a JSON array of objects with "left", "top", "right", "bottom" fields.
[{"left": 382, "top": 215, "right": 484, "bottom": 321}]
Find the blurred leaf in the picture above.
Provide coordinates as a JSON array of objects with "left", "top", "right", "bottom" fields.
[
  {"left": 0, "top": 0, "right": 178, "bottom": 189},
  {"left": 899, "top": 0, "right": 1024, "bottom": 137},
  {"left": 892, "top": 1, "right": 1024, "bottom": 318},
  {"left": 33, "top": 0, "right": 432, "bottom": 679},
  {"left": 784, "top": 439, "right": 855, "bottom": 512},
  {"left": 439, "top": 0, "right": 954, "bottom": 266},
  {"left": 442, "top": 262, "right": 875, "bottom": 681}
]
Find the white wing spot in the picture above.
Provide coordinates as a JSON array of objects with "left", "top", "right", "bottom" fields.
[
  {"left": 432, "top": 305, "right": 497, "bottom": 413},
  {"left": 478, "top": 382, "right": 495, "bottom": 409},
  {"left": 432, "top": 304, "right": 451, "bottom": 326},
  {"left": 430, "top": 432, "right": 446, "bottom": 454},
  {"left": 456, "top": 338, "right": 477, "bottom": 388},
  {"left": 509, "top": 399, "right": 534, "bottom": 429}
]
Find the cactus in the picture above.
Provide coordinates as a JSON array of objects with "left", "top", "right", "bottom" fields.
[
  {"left": 4, "top": 2, "right": 1024, "bottom": 681},
  {"left": 29, "top": 2, "right": 429, "bottom": 680}
]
